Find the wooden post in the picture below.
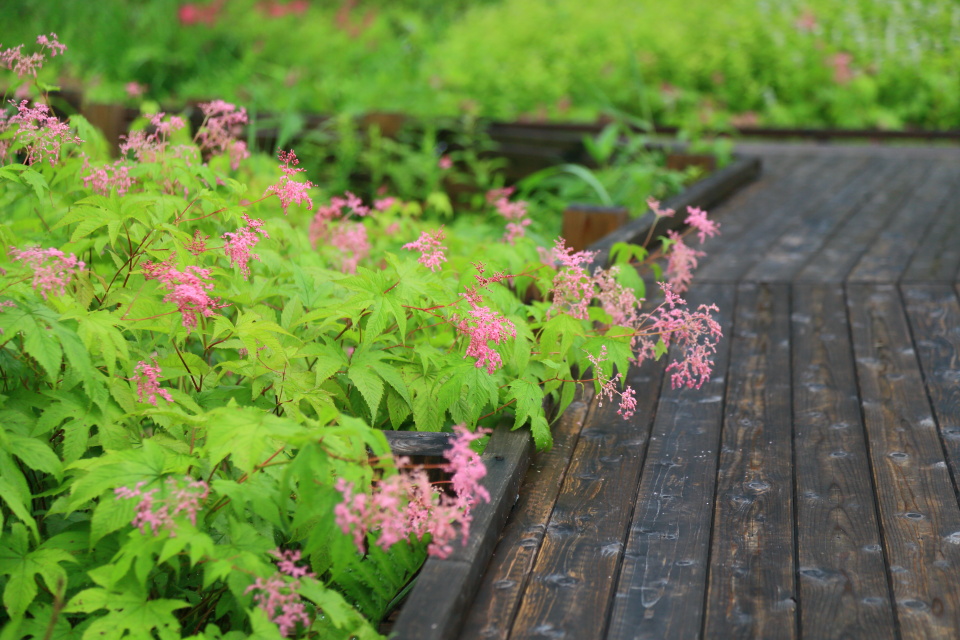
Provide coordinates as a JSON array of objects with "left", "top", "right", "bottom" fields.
[{"left": 562, "top": 203, "right": 629, "bottom": 252}]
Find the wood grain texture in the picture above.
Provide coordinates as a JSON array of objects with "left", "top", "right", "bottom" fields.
[
  {"left": 383, "top": 431, "right": 454, "bottom": 457},
  {"left": 704, "top": 283, "right": 796, "bottom": 640},
  {"left": 900, "top": 181, "right": 960, "bottom": 283},
  {"left": 847, "top": 163, "right": 959, "bottom": 283},
  {"left": 847, "top": 284, "right": 960, "bottom": 639},
  {"left": 792, "top": 284, "right": 896, "bottom": 639},
  {"left": 391, "top": 426, "right": 532, "bottom": 640},
  {"left": 900, "top": 285, "right": 960, "bottom": 494},
  {"left": 508, "top": 357, "right": 666, "bottom": 640},
  {"left": 459, "top": 391, "right": 592, "bottom": 640},
  {"left": 606, "top": 284, "right": 735, "bottom": 640},
  {"left": 741, "top": 157, "right": 896, "bottom": 283},
  {"left": 793, "top": 158, "right": 929, "bottom": 284},
  {"left": 697, "top": 156, "right": 866, "bottom": 283}
]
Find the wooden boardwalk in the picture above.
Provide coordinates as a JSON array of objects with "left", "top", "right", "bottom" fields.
[{"left": 451, "top": 144, "right": 960, "bottom": 640}]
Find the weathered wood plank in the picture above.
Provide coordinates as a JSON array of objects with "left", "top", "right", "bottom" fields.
[
  {"left": 390, "top": 426, "right": 533, "bottom": 640},
  {"left": 792, "top": 284, "right": 896, "bottom": 639},
  {"left": 900, "top": 285, "right": 960, "bottom": 493},
  {"left": 703, "top": 283, "right": 796, "bottom": 640},
  {"left": 460, "top": 391, "right": 592, "bottom": 640},
  {"left": 847, "top": 284, "right": 960, "bottom": 638},
  {"left": 507, "top": 357, "right": 667, "bottom": 640},
  {"left": 383, "top": 431, "right": 454, "bottom": 457},
  {"left": 606, "top": 283, "right": 735, "bottom": 640},
  {"left": 697, "top": 156, "right": 867, "bottom": 283},
  {"left": 847, "top": 163, "right": 959, "bottom": 282},
  {"left": 901, "top": 181, "right": 960, "bottom": 283},
  {"left": 741, "top": 157, "right": 897, "bottom": 283}
]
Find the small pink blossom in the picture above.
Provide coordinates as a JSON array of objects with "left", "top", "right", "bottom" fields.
[
  {"left": 222, "top": 214, "right": 268, "bottom": 278},
  {"left": 646, "top": 283, "right": 723, "bottom": 389},
  {"left": 647, "top": 197, "right": 675, "bottom": 218},
  {"left": 587, "top": 346, "right": 638, "bottom": 419},
  {"left": 185, "top": 229, "right": 209, "bottom": 256},
  {"left": 374, "top": 196, "right": 397, "bottom": 211},
  {"left": 830, "top": 52, "right": 854, "bottom": 85},
  {"left": 329, "top": 222, "right": 369, "bottom": 274},
  {"left": 403, "top": 228, "right": 447, "bottom": 272},
  {"left": 196, "top": 99, "right": 249, "bottom": 169},
  {"left": 120, "top": 112, "right": 186, "bottom": 163},
  {"left": 7, "top": 101, "right": 82, "bottom": 165},
  {"left": 684, "top": 206, "right": 719, "bottom": 244},
  {"left": 82, "top": 158, "right": 135, "bottom": 196},
  {"left": 455, "top": 302, "right": 516, "bottom": 374},
  {"left": 664, "top": 230, "right": 704, "bottom": 294},
  {"left": 545, "top": 239, "right": 599, "bottom": 320},
  {"left": 125, "top": 81, "right": 146, "bottom": 99},
  {"left": 141, "top": 257, "right": 224, "bottom": 330},
  {"left": 0, "top": 33, "right": 65, "bottom": 80},
  {"left": 8, "top": 246, "right": 85, "bottom": 299},
  {"left": 488, "top": 188, "right": 531, "bottom": 243},
  {"left": 265, "top": 149, "right": 314, "bottom": 215},
  {"left": 438, "top": 155, "right": 453, "bottom": 170},
  {"left": 796, "top": 10, "right": 818, "bottom": 32},
  {"left": 114, "top": 476, "right": 209, "bottom": 536},
  {"left": 132, "top": 359, "right": 174, "bottom": 405}
]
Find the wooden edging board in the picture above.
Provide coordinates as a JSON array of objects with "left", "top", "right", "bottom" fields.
[
  {"left": 387, "top": 426, "right": 534, "bottom": 640},
  {"left": 585, "top": 153, "right": 763, "bottom": 272}
]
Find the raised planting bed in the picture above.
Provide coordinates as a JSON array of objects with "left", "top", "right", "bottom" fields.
[{"left": 377, "top": 152, "right": 762, "bottom": 640}]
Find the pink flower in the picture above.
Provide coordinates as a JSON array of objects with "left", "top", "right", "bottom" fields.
[
  {"left": 82, "top": 158, "right": 134, "bottom": 196},
  {"left": 114, "top": 476, "right": 209, "bottom": 536},
  {"left": 374, "top": 196, "right": 397, "bottom": 211},
  {"left": 141, "top": 257, "right": 223, "bottom": 330},
  {"left": 795, "top": 10, "right": 817, "bottom": 32},
  {"left": 403, "top": 228, "right": 447, "bottom": 272},
  {"left": 7, "top": 101, "right": 82, "bottom": 165},
  {"left": 222, "top": 214, "right": 268, "bottom": 279},
  {"left": 196, "top": 100, "right": 249, "bottom": 169},
  {"left": 8, "top": 246, "right": 85, "bottom": 299},
  {"left": 645, "top": 283, "right": 723, "bottom": 389},
  {"left": 830, "top": 52, "right": 854, "bottom": 85},
  {"left": 125, "top": 81, "right": 146, "bottom": 98},
  {"left": 438, "top": 155, "right": 453, "bottom": 170},
  {"left": 594, "top": 266, "right": 640, "bottom": 327},
  {"left": 329, "top": 222, "right": 369, "bottom": 274},
  {"left": 545, "top": 240, "right": 599, "bottom": 320},
  {"left": 119, "top": 112, "right": 186, "bottom": 163},
  {"left": 246, "top": 575, "right": 311, "bottom": 637},
  {"left": 0, "top": 34, "right": 64, "bottom": 80},
  {"left": 664, "top": 230, "right": 704, "bottom": 294},
  {"left": 587, "top": 346, "right": 638, "bottom": 419},
  {"left": 185, "top": 229, "right": 209, "bottom": 256},
  {"left": 455, "top": 302, "right": 516, "bottom": 374},
  {"left": 444, "top": 425, "right": 490, "bottom": 509},
  {"left": 684, "top": 206, "right": 719, "bottom": 244},
  {"left": 488, "top": 188, "right": 531, "bottom": 244},
  {"left": 265, "top": 149, "right": 314, "bottom": 215},
  {"left": 132, "top": 359, "right": 174, "bottom": 405},
  {"left": 647, "top": 197, "right": 675, "bottom": 218}
]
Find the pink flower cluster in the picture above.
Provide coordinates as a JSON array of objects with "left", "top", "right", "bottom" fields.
[
  {"left": 544, "top": 238, "right": 599, "bottom": 319},
  {"left": 222, "top": 214, "right": 268, "bottom": 279},
  {"left": 587, "top": 346, "right": 638, "bottom": 419},
  {"left": 245, "top": 549, "right": 314, "bottom": 638},
  {"left": 82, "top": 158, "right": 134, "bottom": 196},
  {"left": 335, "top": 425, "right": 490, "bottom": 559},
  {"left": 454, "top": 297, "right": 516, "bottom": 374},
  {"left": 6, "top": 100, "right": 82, "bottom": 165},
  {"left": 120, "top": 112, "right": 187, "bottom": 163},
  {"left": 309, "top": 192, "right": 373, "bottom": 274},
  {"left": 196, "top": 100, "right": 249, "bottom": 169},
  {"left": 114, "top": 476, "right": 210, "bottom": 536},
  {"left": 8, "top": 246, "right": 85, "bottom": 299},
  {"left": 664, "top": 206, "right": 720, "bottom": 293},
  {"left": 265, "top": 149, "right": 314, "bottom": 216},
  {"left": 634, "top": 283, "right": 723, "bottom": 389},
  {"left": 0, "top": 33, "right": 65, "bottom": 79},
  {"left": 132, "top": 359, "right": 174, "bottom": 405},
  {"left": 487, "top": 187, "right": 532, "bottom": 244},
  {"left": 403, "top": 228, "right": 447, "bottom": 272},
  {"left": 142, "top": 256, "right": 223, "bottom": 330}
]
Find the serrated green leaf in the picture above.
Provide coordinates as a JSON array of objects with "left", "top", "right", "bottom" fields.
[
  {"left": 7, "top": 434, "right": 62, "bottom": 480},
  {"left": 530, "top": 414, "right": 552, "bottom": 450},
  {"left": 18, "top": 169, "right": 48, "bottom": 202},
  {"left": 386, "top": 387, "right": 411, "bottom": 429},
  {"left": 0, "top": 472, "right": 38, "bottom": 541},
  {"left": 203, "top": 403, "right": 303, "bottom": 474},
  {"left": 90, "top": 492, "right": 139, "bottom": 547},
  {"left": 347, "top": 364, "right": 383, "bottom": 424},
  {"left": 508, "top": 380, "right": 543, "bottom": 430}
]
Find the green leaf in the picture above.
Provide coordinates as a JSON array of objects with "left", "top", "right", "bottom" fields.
[
  {"left": 7, "top": 434, "right": 62, "bottom": 480},
  {"left": 18, "top": 169, "right": 49, "bottom": 202},
  {"left": 508, "top": 380, "right": 544, "bottom": 430},
  {"left": 65, "top": 589, "right": 188, "bottom": 639},
  {"left": 530, "top": 414, "right": 553, "bottom": 450},
  {"left": 0, "top": 471, "right": 38, "bottom": 542},
  {"left": 540, "top": 313, "right": 584, "bottom": 362},
  {"left": 90, "top": 493, "right": 139, "bottom": 547},
  {"left": 347, "top": 363, "right": 384, "bottom": 424},
  {"left": 203, "top": 403, "right": 303, "bottom": 474}
]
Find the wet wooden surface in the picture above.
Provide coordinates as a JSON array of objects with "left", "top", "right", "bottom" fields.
[{"left": 449, "top": 144, "right": 960, "bottom": 640}]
